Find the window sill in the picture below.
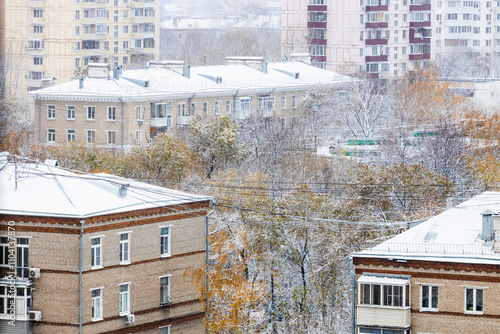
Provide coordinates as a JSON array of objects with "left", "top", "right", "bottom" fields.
[
  {"left": 67, "top": 119, "right": 75, "bottom": 121},
  {"left": 465, "top": 311, "right": 483, "bottom": 315},
  {"left": 160, "top": 254, "right": 171, "bottom": 258},
  {"left": 119, "top": 311, "right": 130, "bottom": 316},
  {"left": 92, "top": 317, "right": 103, "bottom": 322},
  {"left": 91, "top": 266, "right": 103, "bottom": 270},
  {"left": 419, "top": 308, "right": 439, "bottom": 312},
  {"left": 120, "top": 261, "right": 131, "bottom": 265}
]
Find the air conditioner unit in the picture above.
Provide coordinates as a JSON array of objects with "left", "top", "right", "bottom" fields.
[
  {"left": 124, "top": 314, "right": 135, "bottom": 324},
  {"left": 137, "top": 119, "right": 144, "bottom": 125},
  {"left": 29, "top": 268, "right": 41, "bottom": 279},
  {"left": 29, "top": 311, "right": 42, "bottom": 321}
]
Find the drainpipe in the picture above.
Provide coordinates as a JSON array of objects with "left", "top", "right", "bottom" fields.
[
  {"left": 36, "top": 94, "right": 41, "bottom": 143},
  {"left": 119, "top": 97, "right": 124, "bottom": 152},
  {"left": 232, "top": 89, "right": 239, "bottom": 117},
  {"left": 205, "top": 200, "right": 215, "bottom": 334},
  {"left": 349, "top": 256, "right": 356, "bottom": 334},
  {"left": 79, "top": 219, "right": 85, "bottom": 334}
]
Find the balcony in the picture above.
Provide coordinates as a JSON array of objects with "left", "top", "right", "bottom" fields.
[
  {"left": 365, "top": 55, "right": 388, "bottom": 62},
  {"left": 310, "top": 39, "right": 327, "bottom": 45},
  {"left": 233, "top": 108, "right": 254, "bottom": 120},
  {"left": 409, "top": 21, "right": 431, "bottom": 28},
  {"left": 150, "top": 118, "right": 170, "bottom": 128},
  {"left": 311, "top": 55, "right": 327, "bottom": 63},
  {"left": 365, "top": 22, "right": 388, "bottom": 29},
  {"left": 308, "top": 5, "right": 327, "bottom": 11},
  {"left": 257, "top": 109, "right": 273, "bottom": 118},
  {"left": 365, "top": 38, "right": 388, "bottom": 45},
  {"left": 366, "top": 5, "right": 389, "bottom": 11},
  {"left": 308, "top": 21, "right": 327, "bottom": 29},
  {"left": 409, "top": 53, "right": 430, "bottom": 60},
  {"left": 176, "top": 115, "right": 191, "bottom": 126},
  {"left": 357, "top": 305, "right": 411, "bottom": 328},
  {"left": 410, "top": 4, "right": 431, "bottom": 11}
]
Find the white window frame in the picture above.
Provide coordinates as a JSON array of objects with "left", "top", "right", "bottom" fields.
[
  {"left": 67, "top": 129, "right": 76, "bottom": 142},
  {"left": 160, "top": 226, "right": 171, "bottom": 257},
  {"left": 136, "top": 106, "right": 142, "bottom": 120},
  {"left": 464, "top": 286, "right": 485, "bottom": 314},
  {"left": 159, "top": 325, "right": 171, "bottom": 334},
  {"left": 136, "top": 130, "right": 142, "bottom": 143},
  {"left": 67, "top": 106, "right": 75, "bottom": 120},
  {"left": 47, "top": 105, "right": 55, "bottom": 119},
  {"left": 281, "top": 96, "right": 286, "bottom": 109},
  {"left": 87, "top": 106, "right": 95, "bottom": 120},
  {"left": 226, "top": 100, "right": 231, "bottom": 113},
  {"left": 214, "top": 100, "right": 220, "bottom": 115},
  {"left": 118, "top": 232, "right": 131, "bottom": 265},
  {"left": 292, "top": 95, "right": 297, "bottom": 109},
  {"left": 91, "top": 287, "right": 103, "bottom": 321},
  {"left": 107, "top": 106, "right": 116, "bottom": 121},
  {"left": 87, "top": 130, "right": 96, "bottom": 143},
  {"left": 159, "top": 275, "right": 171, "bottom": 306},
  {"left": 420, "top": 284, "right": 439, "bottom": 311},
  {"left": 107, "top": 131, "right": 116, "bottom": 145},
  {"left": 90, "top": 236, "right": 103, "bottom": 269},
  {"left": 119, "top": 283, "right": 131, "bottom": 315},
  {"left": 47, "top": 129, "right": 55, "bottom": 143}
]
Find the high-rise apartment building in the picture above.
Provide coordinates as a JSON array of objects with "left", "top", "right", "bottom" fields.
[
  {"left": 435, "top": 1, "right": 500, "bottom": 59},
  {"left": 281, "top": 0, "right": 434, "bottom": 78},
  {"left": 0, "top": 0, "right": 160, "bottom": 97}
]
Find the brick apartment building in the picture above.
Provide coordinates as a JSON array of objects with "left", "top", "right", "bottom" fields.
[
  {"left": 352, "top": 191, "right": 500, "bottom": 334},
  {"left": 29, "top": 59, "right": 356, "bottom": 150},
  {"left": 0, "top": 153, "right": 212, "bottom": 334}
]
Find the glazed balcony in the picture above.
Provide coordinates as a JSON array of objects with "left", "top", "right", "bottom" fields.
[{"left": 409, "top": 53, "right": 431, "bottom": 60}]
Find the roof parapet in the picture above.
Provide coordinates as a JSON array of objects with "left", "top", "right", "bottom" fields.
[
  {"left": 226, "top": 56, "right": 265, "bottom": 71},
  {"left": 148, "top": 60, "right": 186, "bottom": 74},
  {"left": 88, "top": 63, "right": 110, "bottom": 79}
]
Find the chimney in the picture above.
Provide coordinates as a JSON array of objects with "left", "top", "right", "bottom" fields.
[
  {"left": 79, "top": 77, "right": 84, "bottom": 89},
  {"left": 482, "top": 209, "right": 495, "bottom": 241},
  {"left": 225, "top": 56, "right": 264, "bottom": 71},
  {"left": 183, "top": 65, "right": 190, "bottom": 78},
  {"left": 113, "top": 66, "right": 122, "bottom": 80},
  {"left": 262, "top": 62, "right": 268, "bottom": 74},
  {"left": 88, "top": 63, "right": 110, "bottom": 78}
]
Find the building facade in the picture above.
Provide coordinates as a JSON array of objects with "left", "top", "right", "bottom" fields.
[
  {"left": 0, "top": 0, "right": 160, "bottom": 96},
  {"left": 0, "top": 153, "right": 211, "bottom": 333},
  {"left": 29, "top": 59, "right": 356, "bottom": 149},
  {"left": 352, "top": 191, "right": 500, "bottom": 334},
  {"left": 282, "top": 0, "right": 434, "bottom": 78}
]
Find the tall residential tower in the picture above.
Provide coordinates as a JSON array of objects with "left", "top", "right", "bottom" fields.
[
  {"left": 282, "top": 0, "right": 434, "bottom": 78},
  {"left": 0, "top": 0, "right": 160, "bottom": 96}
]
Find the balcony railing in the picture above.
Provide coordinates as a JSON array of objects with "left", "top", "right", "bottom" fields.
[{"left": 357, "top": 305, "right": 411, "bottom": 328}]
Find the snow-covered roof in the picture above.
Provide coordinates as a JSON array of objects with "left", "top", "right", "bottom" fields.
[
  {"left": 354, "top": 191, "right": 500, "bottom": 265},
  {"left": 29, "top": 62, "right": 357, "bottom": 102},
  {"left": 0, "top": 154, "right": 211, "bottom": 219}
]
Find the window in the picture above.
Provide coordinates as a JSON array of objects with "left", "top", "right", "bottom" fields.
[
  {"left": 87, "top": 106, "right": 95, "bottom": 120},
  {"left": 91, "top": 237, "right": 102, "bottom": 269},
  {"left": 292, "top": 95, "right": 297, "bottom": 108},
  {"left": 33, "top": 25, "right": 43, "bottom": 34},
  {"left": 465, "top": 287, "right": 484, "bottom": 314},
  {"left": 67, "top": 130, "right": 76, "bottom": 142},
  {"left": 1, "top": 237, "right": 29, "bottom": 278},
  {"left": 226, "top": 100, "right": 231, "bottom": 113},
  {"left": 47, "top": 129, "right": 55, "bottom": 143},
  {"left": 359, "top": 279, "right": 410, "bottom": 307},
  {"left": 0, "top": 237, "right": 8, "bottom": 266},
  {"left": 107, "top": 131, "right": 116, "bottom": 145},
  {"left": 160, "top": 276, "right": 171, "bottom": 306},
  {"left": 107, "top": 106, "right": 116, "bottom": 121},
  {"left": 159, "top": 325, "right": 171, "bottom": 334},
  {"left": 119, "top": 233, "right": 130, "bottom": 264},
  {"left": 119, "top": 283, "right": 130, "bottom": 315},
  {"left": 191, "top": 102, "right": 196, "bottom": 115},
  {"left": 76, "top": 10, "right": 80, "bottom": 19},
  {"left": 160, "top": 226, "right": 170, "bottom": 257},
  {"left": 421, "top": 285, "right": 439, "bottom": 311},
  {"left": 136, "top": 106, "right": 142, "bottom": 120},
  {"left": 136, "top": 130, "right": 142, "bottom": 143},
  {"left": 258, "top": 96, "right": 275, "bottom": 111},
  {"left": 203, "top": 102, "right": 208, "bottom": 114},
  {"left": 47, "top": 105, "right": 55, "bottom": 119},
  {"left": 87, "top": 130, "right": 95, "bottom": 143},
  {"left": 214, "top": 101, "right": 220, "bottom": 115},
  {"left": 33, "top": 9, "right": 43, "bottom": 17},
  {"left": 281, "top": 96, "right": 286, "bottom": 109},
  {"left": 27, "top": 40, "right": 44, "bottom": 50},
  {"left": 178, "top": 103, "right": 186, "bottom": 116},
  {"left": 32, "top": 57, "right": 43, "bottom": 66},
  {"left": 91, "top": 288, "right": 103, "bottom": 320}
]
